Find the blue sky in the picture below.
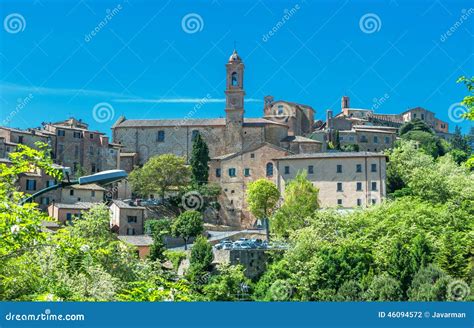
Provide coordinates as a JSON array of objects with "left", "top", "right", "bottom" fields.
[{"left": 0, "top": 0, "right": 473, "bottom": 135}]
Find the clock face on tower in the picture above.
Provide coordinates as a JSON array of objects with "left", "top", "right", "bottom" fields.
[{"left": 229, "top": 96, "right": 241, "bottom": 108}]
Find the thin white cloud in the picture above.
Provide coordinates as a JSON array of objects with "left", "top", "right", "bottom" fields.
[
  {"left": 0, "top": 82, "right": 128, "bottom": 99},
  {"left": 113, "top": 97, "right": 262, "bottom": 103},
  {"left": 0, "top": 82, "right": 262, "bottom": 104}
]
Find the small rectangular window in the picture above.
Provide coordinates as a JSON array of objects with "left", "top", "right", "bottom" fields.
[
  {"left": 127, "top": 216, "right": 137, "bottom": 223},
  {"left": 250, "top": 153, "right": 255, "bottom": 159},
  {"left": 127, "top": 228, "right": 135, "bottom": 235},
  {"left": 337, "top": 199, "right": 343, "bottom": 206},
  {"left": 374, "top": 136, "right": 378, "bottom": 144},
  {"left": 91, "top": 190, "right": 96, "bottom": 197},
  {"left": 41, "top": 197, "right": 50, "bottom": 205},
  {"left": 228, "top": 168, "right": 236, "bottom": 177},
  {"left": 356, "top": 164, "right": 362, "bottom": 173},
  {"left": 357, "top": 199, "right": 362, "bottom": 206},
  {"left": 191, "top": 130, "right": 199, "bottom": 141},
  {"left": 337, "top": 182, "right": 343, "bottom": 192},
  {"left": 371, "top": 198, "right": 376, "bottom": 205},
  {"left": 157, "top": 130, "right": 165, "bottom": 142},
  {"left": 284, "top": 166, "right": 290, "bottom": 174},
  {"left": 57, "top": 130, "right": 65, "bottom": 137},
  {"left": 371, "top": 163, "right": 377, "bottom": 172},
  {"left": 371, "top": 182, "right": 377, "bottom": 191},
  {"left": 336, "top": 164, "right": 342, "bottom": 173},
  {"left": 69, "top": 189, "right": 74, "bottom": 196},
  {"left": 385, "top": 136, "right": 390, "bottom": 144},
  {"left": 18, "top": 136, "right": 24, "bottom": 144},
  {"left": 356, "top": 182, "right": 362, "bottom": 191},
  {"left": 73, "top": 131, "right": 82, "bottom": 138},
  {"left": 308, "top": 165, "right": 314, "bottom": 174},
  {"left": 244, "top": 168, "right": 250, "bottom": 177},
  {"left": 90, "top": 133, "right": 94, "bottom": 139},
  {"left": 26, "top": 179, "right": 36, "bottom": 191},
  {"left": 216, "top": 168, "right": 221, "bottom": 177}
]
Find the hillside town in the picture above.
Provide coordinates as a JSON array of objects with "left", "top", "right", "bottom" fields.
[
  {"left": 0, "top": 51, "right": 463, "bottom": 253},
  {"left": 1, "top": 43, "right": 473, "bottom": 306}
]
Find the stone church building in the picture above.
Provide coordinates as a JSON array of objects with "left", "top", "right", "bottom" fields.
[{"left": 112, "top": 50, "right": 386, "bottom": 228}]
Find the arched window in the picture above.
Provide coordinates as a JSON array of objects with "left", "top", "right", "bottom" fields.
[
  {"left": 266, "top": 162, "right": 274, "bottom": 177},
  {"left": 231, "top": 72, "right": 238, "bottom": 86}
]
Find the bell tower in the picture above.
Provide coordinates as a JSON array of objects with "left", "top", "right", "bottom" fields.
[{"left": 224, "top": 50, "right": 245, "bottom": 153}]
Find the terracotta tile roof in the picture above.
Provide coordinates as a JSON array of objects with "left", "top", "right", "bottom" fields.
[
  {"left": 118, "top": 235, "right": 153, "bottom": 246},
  {"left": 49, "top": 201, "right": 101, "bottom": 209},
  {"left": 113, "top": 117, "right": 288, "bottom": 128},
  {"left": 281, "top": 135, "right": 322, "bottom": 143},
  {"left": 275, "top": 151, "right": 387, "bottom": 160},
  {"left": 70, "top": 183, "right": 107, "bottom": 191},
  {"left": 111, "top": 199, "right": 146, "bottom": 210}
]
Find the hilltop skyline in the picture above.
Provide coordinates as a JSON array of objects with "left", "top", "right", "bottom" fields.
[{"left": 1, "top": 0, "right": 473, "bottom": 135}]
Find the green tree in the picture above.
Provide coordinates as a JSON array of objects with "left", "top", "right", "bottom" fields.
[
  {"left": 189, "top": 134, "right": 210, "bottom": 186},
  {"left": 129, "top": 154, "right": 190, "bottom": 200},
  {"left": 0, "top": 143, "right": 63, "bottom": 259},
  {"left": 246, "top": 179, "right": 280, "bottom": 220},
  {"left": 399, "top": 118, "right": 433, "bottom": 136},
  {"left": 171, "top": 210, "right": 204, "bottom": 250},
  {"left": 451, "top": 126, "right": 470, "bottom": 152},
  {"left": 145, "top": 218, "right": 172, "bottom": 236},
  {"left": 385, "top": 140, "right": 434, "bottom": 194},
  {"left": 437, "top": 231, "right": 471, "bottom": 279},
  {"left": 401, "top": 130, "right": 446, "bottom": 158},
  {"left": 458, "top": 76, "right": 474, "bottom": 120},
  {"left": 407, "top": 264, "right": 452, "bottom": 301},
  {"left": 364, "top": 273, "right": 403, "bottom": 301},
  {"left": 272, "top": 171, "right": 319, "bottom": 237},
  {"left": 188, "top": 236, "right": 213, "bottom": 284},
  {"left": 335, "top": 280, "right": 363, "bottom": 301},
  {"left": 149, "top": 231, "right": 166, "bottom": 262},
  {"left": 202, "top": 264, "right": 251, "bottom": 301}
]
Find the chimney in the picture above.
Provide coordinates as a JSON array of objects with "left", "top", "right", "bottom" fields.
[{"left": 341, "top": 96, "right": 350, "bottom": 110}]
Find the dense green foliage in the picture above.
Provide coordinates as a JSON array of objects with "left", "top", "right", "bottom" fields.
[
  {"left": 129, "top": 154, "right": 190, "bottom": 199},
  {"left": 171, "top": 210, "right": 204, "bottom": 250},
  {"left": 272, "top": 171, "right": 319, "bottom": 238},
  {"left": 1, "top": 119, "right": 472, "bottom": 302},
  {"left": 246, "top": 179, "right": 280, "bottom": 219}
]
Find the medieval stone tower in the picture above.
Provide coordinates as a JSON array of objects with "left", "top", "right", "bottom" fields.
[{"left": 224, "top": 50, "right": 245, "bottom": 154}]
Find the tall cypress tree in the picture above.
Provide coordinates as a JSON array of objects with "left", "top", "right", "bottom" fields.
[{"left": 190, "top": 134, "right": 210, "bottom": 185}]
